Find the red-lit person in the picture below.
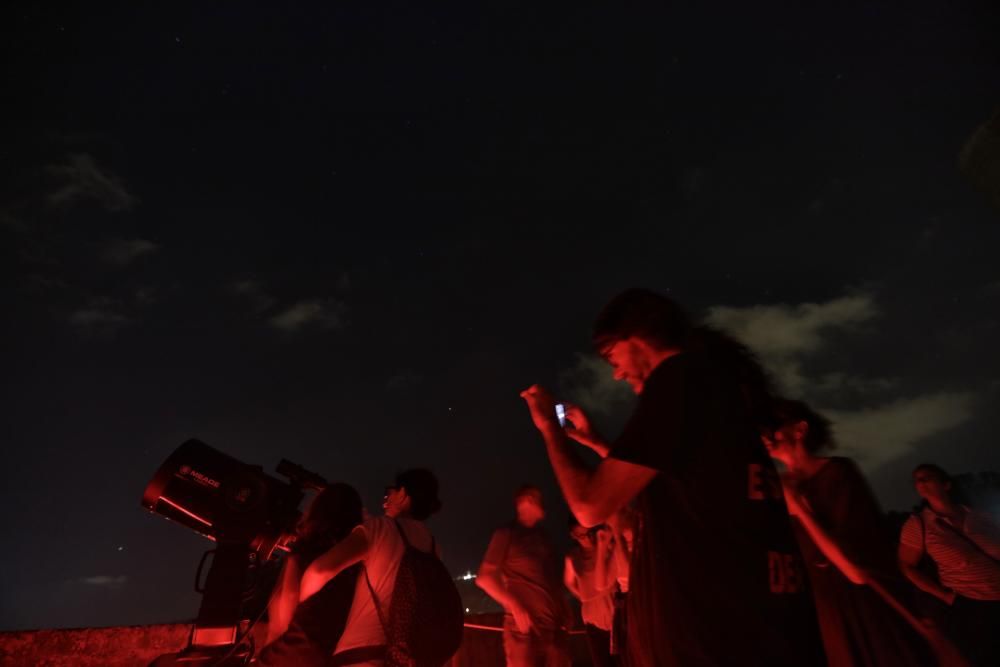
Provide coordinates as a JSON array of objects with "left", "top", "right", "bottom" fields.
[
  {"left": 899, "top": 464, "right": 1000, "bottom": 666},
  {"left": 476, "top": 485, "right": 573, "bottom": 667},
  {"left": 605, "top": 505, "right": 635, "bottom": 659},
  {"left": 564, "top": 517, "right": 617, "bottom": 667},
  {"left": 258, "top": 482, "right": 365, "bottom": 666},
  {"left": 520, "top": 288, "right": 825, "bottom": 667},
  {"left": 298, "top": 469, "right": 442, "bottom": 667},
  {"left": 763, "top": 399, "right": 934, "bottom": 667}
]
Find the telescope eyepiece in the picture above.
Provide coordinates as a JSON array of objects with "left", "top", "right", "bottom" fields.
[{"left": 276, "top": 458, "right": 328, "bottom": 491}]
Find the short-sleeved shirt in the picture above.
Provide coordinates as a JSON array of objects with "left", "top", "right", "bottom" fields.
[
  {"left": 333, "top": 516, "right": 435, "bottom": 665},
  {"left": 900, "top": 507, "right": 1000, "bottom": 600},
  {"left": 481, "top": 521, "right": 570, "bottom": 631},
  {"left": 566, "top": 547, "right": 615, "bottom": 631},
  {"left": 609, "top": 352, "right": 824, "bottom": 667}
]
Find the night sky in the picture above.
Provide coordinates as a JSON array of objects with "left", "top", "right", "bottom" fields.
[{"left": 2, "top": 0, "right": 999, "bottom": 632}]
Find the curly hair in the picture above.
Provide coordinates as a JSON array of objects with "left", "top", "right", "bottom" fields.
[{"left": 769, "top": 398, "right": 836, "bottom": 454}]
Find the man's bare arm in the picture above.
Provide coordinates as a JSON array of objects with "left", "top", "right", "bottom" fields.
[
  {"left": 266, "top": 555, "right": 303, "bottom": 644},
  {"left": 476, "top": 560, "right": 517, "bottom": 610},
  {"left": 521, "top": 385, "right": 657, "bottom": 527},
  {"left": 477, "top": 558, "right": 534, "bottom": 633},
  {"left": 542, "top": 422, "right": 656, "bottom": 527}
]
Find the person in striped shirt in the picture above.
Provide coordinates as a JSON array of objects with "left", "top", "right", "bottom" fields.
[{"left": 899, "top": 463, "right": 1000, "bottom": 666}]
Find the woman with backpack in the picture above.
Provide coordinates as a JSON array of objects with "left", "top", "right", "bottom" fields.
[
  {"left": 763, "top": 399, "right": 935, "bottom": 667},
  {"left": 899, "top": 463, "right": 1000, "bottom": 666},
  {"left": 258, "top": 482, "right": 365, "bottom": 666},
  {"left": 299, "top": 468, "right": 460, "bottom": 667}
]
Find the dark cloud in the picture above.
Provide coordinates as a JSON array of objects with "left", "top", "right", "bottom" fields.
[
  {"left": 79, "top": 575, "right": 128, "bottom": 588},
  {"left": 386, "top": 371, "right": 424, "bottom": 391},
  {"left": 558, "top": 354, "right": 634, "bottom": 417},
  {"left": 45, "top": 154, "right": 137, "bottom": 212},
  {"left": 705, "top": 294, "right": 978, "bottom": 472},
  {"left": 230, "top": 279, "right": 277, "bottom": 313},
  {"left": 959, "top": 106, "right": 1000, "bottom": 213},
  {"left": 101, "top": 238, "right": 159, "bottom": 265},
  {"left": 269, "top": 298, "right": 347, "bottom": 332},
  {"left": 68, "top": 301, "right": 131, "bottom": 336},
  {"left": 828, "top": 393, "right": 976, "bottom": 470},
  {"left": 706, "top": 294, "right": 879, "bottom": 395}
]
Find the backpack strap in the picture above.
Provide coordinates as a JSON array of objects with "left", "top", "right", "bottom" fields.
[
  {"left": 393, "top": 517, "right": 437, "bottom": 556},
  {"left": 393, "top": 518, "right": 412, "bottom": 548},
  {"left": 932, "top": 508, "right": 1000, "bottom": 564},
  {"left": 363, "top": 564, "right": 389, "bottom": 635}
]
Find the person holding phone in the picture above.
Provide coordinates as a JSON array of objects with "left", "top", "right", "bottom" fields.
[{"left": 520, "top": 288, "right": 824, "bottom": 667}]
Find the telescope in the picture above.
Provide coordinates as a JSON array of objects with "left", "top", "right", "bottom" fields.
[{"left": 141, "top": 439, "right": 327, "bottom": 665}]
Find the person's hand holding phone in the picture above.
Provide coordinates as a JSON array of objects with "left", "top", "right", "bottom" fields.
[
  {"left": 561, "top": 402, "right": 611, "bottom": 458},
  {"left": 555, "top": 403, "right": 567, "bottom": 427}
]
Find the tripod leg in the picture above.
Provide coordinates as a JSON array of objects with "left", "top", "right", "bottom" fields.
[{"left": 191, "top": 542, "right": 253, "bottom": 648}]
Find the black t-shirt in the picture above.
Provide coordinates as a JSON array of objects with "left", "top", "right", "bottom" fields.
[
  {"left": 257, "top": 563, "right": 362, "bottom": 667},
  {"left": 481, "top": 522, "right": 570, "bottom": 630},
  {"left": 610, "top": 352, "right": 825, "bottom": 667}
]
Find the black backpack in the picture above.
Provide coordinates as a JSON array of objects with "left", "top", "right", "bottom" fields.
[{"left": 364, "top": 520, "right": 464, "bottom": 667}]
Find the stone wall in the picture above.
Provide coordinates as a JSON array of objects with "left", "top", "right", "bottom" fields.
[
  {"left": 0, "top": 614, "right": 590, "bottom": 666},
  {"left": 0, "top": 623, "right": 196, "bottom": 667}
]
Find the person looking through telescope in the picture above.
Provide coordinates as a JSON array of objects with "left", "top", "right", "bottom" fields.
[{"left": 257, "top": 482, "right": 364, "bottom": 666}]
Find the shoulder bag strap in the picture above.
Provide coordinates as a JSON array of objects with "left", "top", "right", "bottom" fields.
[
  {"left": 933, "top": 511, "right": 1000, "bottom": 563},
  {"left": 363, "top": 564, "right": 389, "bottom": 634},
  {"left": 394, "top": 517, "right": 437, "bottom": 555},
  {"left": 393, "top": 518, "right": 411, "bottom": 548}
]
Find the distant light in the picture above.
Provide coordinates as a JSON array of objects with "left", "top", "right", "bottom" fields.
[
  {"left": 117, "top": 546, "right": 124, "bottom": 552},
  {"left": 465, "top": 608, "right": 470, "bottom": 613},
  {"left": 459, "top": 570, "right": 477, "bottom": 581}
]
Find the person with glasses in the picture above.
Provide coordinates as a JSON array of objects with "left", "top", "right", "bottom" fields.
[{"left": 520, "top": 288, "right": 824, "bottom": 667}]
